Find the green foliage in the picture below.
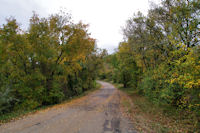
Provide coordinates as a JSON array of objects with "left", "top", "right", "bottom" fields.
[
  {"left": 0, "top": 12, "right": 103, "bottom": 115},
  {"left": 106, "top": 0, "right": 200, "bottom": 130},
  {"left": 0, "top": 85, "right": 17, "bottom": 114}
]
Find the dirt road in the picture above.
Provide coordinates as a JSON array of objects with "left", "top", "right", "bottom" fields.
[{"left": 0, "top": 81, "right": 137, "bottom": 133}]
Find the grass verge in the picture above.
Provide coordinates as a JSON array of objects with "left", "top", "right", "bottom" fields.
[
  {"left": 112, "top": 82, "right": 197, "bottom": 133},
  {"left": 0, "top": 81, "right": 101, "bottom": 124}
]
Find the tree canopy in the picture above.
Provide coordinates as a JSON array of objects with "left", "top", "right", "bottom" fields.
[
  {"left": 105, "top": 0, "right": 200, "bottom": 130},
  {"left": 0, "top": 12, "right": 105, "bottom": 114}
]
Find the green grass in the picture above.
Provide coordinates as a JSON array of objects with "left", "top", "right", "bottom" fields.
[
  {"left": 113, "top": 82, "right": 177, "bottom": 115},
  {"left": 111, "top": 82, "right": 196, "bottom": 132},
  {"left": 0, "top": 82, "right": 101, "bottom": 124}
]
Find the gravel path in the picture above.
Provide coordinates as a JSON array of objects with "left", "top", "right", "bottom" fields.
[{"left": 0, "top": 81, "right": 137, "bottom": 133}]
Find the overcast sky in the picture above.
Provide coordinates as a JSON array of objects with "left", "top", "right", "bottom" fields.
[{"left": 0, "top": 0, "right": 160, "bottom": 53}]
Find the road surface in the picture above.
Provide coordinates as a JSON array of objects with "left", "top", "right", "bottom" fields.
[{"left": 0, "top": 81, "right": 136, "bottom": 133}]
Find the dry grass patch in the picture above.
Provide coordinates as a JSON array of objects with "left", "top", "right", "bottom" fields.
[{"left": 116, "top": 83, "right": 196, "bottom": 133}]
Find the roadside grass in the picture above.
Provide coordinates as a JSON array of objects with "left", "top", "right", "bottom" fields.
[
  {"left": 0, "top": 82, "right": 101, "bottom": 124},
  {"left": 112, "top": 82, "right": 196, "bottom": 133}
]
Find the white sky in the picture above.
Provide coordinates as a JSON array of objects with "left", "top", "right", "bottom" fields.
[{"left": 0, "top": 0, "right": 160, "bottom": 53}]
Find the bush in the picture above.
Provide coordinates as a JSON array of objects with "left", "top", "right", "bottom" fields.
[{"left": 0, "top": 85, "right": 17, "bottom": 114}]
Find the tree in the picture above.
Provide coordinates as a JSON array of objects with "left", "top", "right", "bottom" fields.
[
  {"left": 0, "top": 11, "right": 99, "bottom": 113},
  {"left": 111, "top": 0, "right": 200, "bottom": 130}
]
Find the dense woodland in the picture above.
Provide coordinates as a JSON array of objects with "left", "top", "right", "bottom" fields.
[
  {"left": 0, "top": 0, "right": 200, "bottom": 131},
  {"left": 101, "top": 0, "right": 200, "bottom": 130},
  {"left": 0, "top": 12, "right": 105, "bottom": 115}
]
